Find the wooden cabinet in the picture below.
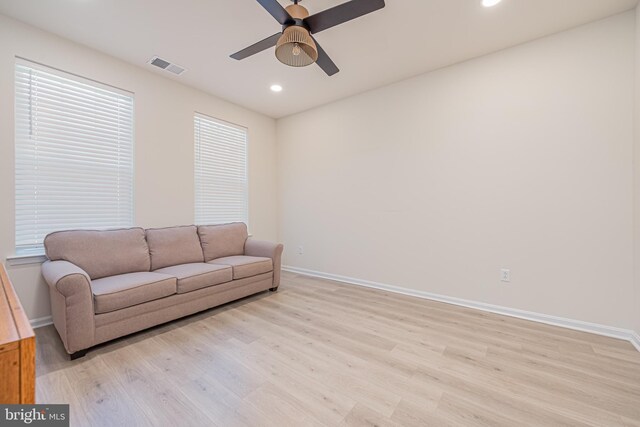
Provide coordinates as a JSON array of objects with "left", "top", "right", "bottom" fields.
[{"left": 0, "top": 264, "right": 35, "bottom": 404}]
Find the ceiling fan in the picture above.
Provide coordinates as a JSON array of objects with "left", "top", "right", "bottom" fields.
[{"left": 230, "top": 0, "right": 386, "bottom": 76}]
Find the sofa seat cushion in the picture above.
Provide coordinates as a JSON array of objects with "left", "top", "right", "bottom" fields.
[
  {"left": 154, "top": 263, "right": 233, "bottom": 294},
  {"left": 91, "top": 272, "right": 177, "bottom": 314},
  {"left": 209, "top": 256, "right": 273, "bottom": 280}
]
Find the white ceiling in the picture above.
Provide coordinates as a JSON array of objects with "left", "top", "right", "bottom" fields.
[{"left": 0, "top": 0, "right": 637, "bottom": 118}]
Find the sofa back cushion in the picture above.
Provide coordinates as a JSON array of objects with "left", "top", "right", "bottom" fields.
[
  {"left": 198, "top": 222, "right": 248, "bottom": 262},
  {"left": 146, "top": 225, "right": 204, "bottom": 270},
  {"left": 44, "top": 228, "right": 151, "bottom": 280}
]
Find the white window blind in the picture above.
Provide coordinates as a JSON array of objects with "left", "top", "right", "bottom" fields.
[
  {"left": 15, "top": 61, "right": 134, "bottom": 252},
  {"left": 194, "top": 114, "right": 248, "bottom": 225}
]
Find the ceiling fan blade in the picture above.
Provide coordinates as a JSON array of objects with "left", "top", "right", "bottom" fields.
[
  {"left": 256, "top": 0, "right": 294, "bottom": 25},
  {"left": 312, "top": 37, "right": 339, "bottom": 76},
  {"left": 304, "top": 0, "right": 385, "bottom": 34},
  {"left": 230, "top": 33, "right": 282, "bottom": 60}
]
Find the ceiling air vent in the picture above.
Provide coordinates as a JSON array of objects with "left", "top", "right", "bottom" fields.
[{"left": 148, "top": 56, "right": 187, "bottom": 76}]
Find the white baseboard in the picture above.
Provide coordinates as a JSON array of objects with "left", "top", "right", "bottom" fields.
[
  {"left": 283, "top": 265, "right": 640, "bottom": 352},
  {"left": 631, "top": 331, "right": 640, "bottom": 353},
  {"left": 30, "top": 315, "right": 53, "bottom": 329}
]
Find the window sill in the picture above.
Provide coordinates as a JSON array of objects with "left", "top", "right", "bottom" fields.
[{"left": 6, "top": 253, "right": 47, "bottom": 266}]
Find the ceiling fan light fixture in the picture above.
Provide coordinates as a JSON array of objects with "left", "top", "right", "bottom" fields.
[
  {"left": 230, "top": 0, "right": 386, "bottom": 76},
  {"left": 275, "top": 26, "right": 318, "bottom": 67}
]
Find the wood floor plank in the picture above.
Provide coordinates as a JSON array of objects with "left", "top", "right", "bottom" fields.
[
  {"left": 220, "top": 338, "right": 358, "bottom": 426},
  {"left": 35, "top": 369, "right": 87, "bottom": 425},
  {"left": 99, "top": 342, "right": 221, "bottom": 427},
  {"left": 33, "top": 271, "right": 640, "bottom": 426},
  {"left": 63, "top": 355, "right": 155, "bottom": 427},
  {"left": 244, "top": 381, "right": 326, "bottom": 427},
  {"left": 414, "top": 353, "right": 630, "bottom": 427},
  {"left": 341, "top": 403, "right": 399, "bottom": 427}
]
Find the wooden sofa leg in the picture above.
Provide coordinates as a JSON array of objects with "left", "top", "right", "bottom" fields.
[
  {"left": 269, "top": 287, "right": 278, "bottom": 292},
  {"left": 69, "top": 349, "right": 88, "bottom": 360}
]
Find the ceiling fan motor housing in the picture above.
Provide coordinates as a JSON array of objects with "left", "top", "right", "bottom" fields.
[{"left": 286, "top": 3, "right": 310, "bottom": 20}]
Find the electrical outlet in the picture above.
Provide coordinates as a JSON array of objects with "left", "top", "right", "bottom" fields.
[
  {"left": 500, "top": 269, "right": 511, "bottom": 283},
  {"left": 298, "top": 246, "right": 304, "bottom": 255}
]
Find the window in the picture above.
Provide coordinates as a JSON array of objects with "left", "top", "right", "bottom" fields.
[
  {"left": 194, "top": 114, "right": 248, "bottom": 225},
  {"left": 15, "top": 61, "right": 134, "bottom": 253}
]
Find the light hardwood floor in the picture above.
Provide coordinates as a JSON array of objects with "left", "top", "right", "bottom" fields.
[{"left": 35, "top": 271, "right": 640, "bottom": 426}]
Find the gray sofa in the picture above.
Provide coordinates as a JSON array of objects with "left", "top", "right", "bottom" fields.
[{"left": 41, "top": 223, "right": 283, "bottom": 359}]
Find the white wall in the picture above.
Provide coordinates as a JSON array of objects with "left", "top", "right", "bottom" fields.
[
  {"left": 635, "top": 5, "right": 640, "bottom": 337},
  {"left": 278, "top": 12, "right": 636, "bottom": 330},
  {"left": 0, "top": 14, "right": 278, "bottom": 321}
]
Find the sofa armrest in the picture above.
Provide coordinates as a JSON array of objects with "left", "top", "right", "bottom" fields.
[
  {"left": 244, "top": 239, "right": 284, "bottom": 289},
  {"left": 42, "top": 260, "right": 90, "bottom": 296},
  {"left": 41, "top": 260, "right": 95, "bottom": 354}
]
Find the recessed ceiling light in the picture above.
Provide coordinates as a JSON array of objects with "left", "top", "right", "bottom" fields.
[
  {"left": 270, "top": 84, "right": 283, "bottom": 93},
  {"left": 482, "top": 0, "right": 502, "bottom": 7}
]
